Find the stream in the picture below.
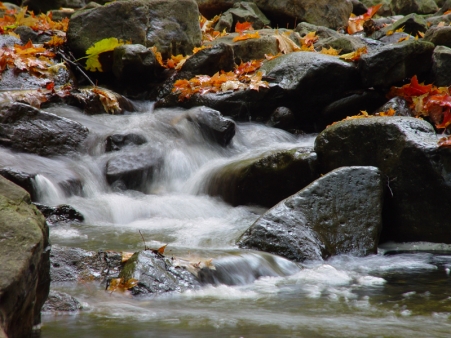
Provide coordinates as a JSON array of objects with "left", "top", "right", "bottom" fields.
[{"left": 2, "top": 103, "right": 451, "bottom": 337}]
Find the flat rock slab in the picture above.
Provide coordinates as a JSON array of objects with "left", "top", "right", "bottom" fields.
[{"left": 238, "top": 166, "right": 383, "bottom": 262}]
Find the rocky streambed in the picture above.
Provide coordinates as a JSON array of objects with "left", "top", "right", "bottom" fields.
[{"left": 2, "top": 0, "right": 451, "bottom": 337}]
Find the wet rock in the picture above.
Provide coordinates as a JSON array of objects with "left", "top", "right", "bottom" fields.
[
  {"left": 266, "top": 107, "right": 297, "bottom": 131},
  {"left": 361, "top": 0, "right": 395, "bottom": 16},
  {"left": 238, "top": 166, "right": 383, "bottom": 262},
  {"left": 34, "top": 203, "right": 84, "bottom": 225},
  {"left": 392, "top": 0, "right": 439, "bottom": 14},
  {"left": 105, "top": 133, "right": 147, "bottom": 152},
  {"left": 180, "top": 43, "right": 235, "bottom": 77},
  {"left": 431, "top": 45, "right": 451, "bottom": 86},
  {"left": 207, "top": 148, "right": 319, "bottom": 208},
  {"left": 0, "top": 167, "right": 36, "bottom": 200},
  {"left": 314, "top": 116, "right": 451, "bottom": 244},
  {"left": 215, "top": 1, "right": 270, "bottom": 32},
  {"left": 424, "top": 26, "right": 451, "bottom": 48},
  {"left": 49, "top": 245, "right": 122, "bottom": 283},
  {"left": 67, "top": 0, "right": 202, "bottom": 59},
  {"left": 0, "top": 103, "right": 89, "bottom": 156},
  {"left": 382, "top": 13, "right": 428, "bottom": 36},
  {"left": 358, "top": 39, "right": 434, "bottom": 88},
  {"left": 375, "top": 96, "right": 414, "bottom": 116},
  {"left": 378, "top": 32, "right": 414, "bottom": 44},
  {"left": 0, "top": 176, "right": 50, "bottom": 338},
  {"left": 14, "top": 25, "right": 52, "bottom": 44},
  {"left": 106, "top": 148, "right": 163, "bottom": 192},
  {"left": 119, "top": 250, "right": 199, "bottom": 296},
  {"left": 187, "top": 106, "right": 235, "bottom": 147},
  {"left": 42, "top": 291, "right": 82, "bottom": 312}
]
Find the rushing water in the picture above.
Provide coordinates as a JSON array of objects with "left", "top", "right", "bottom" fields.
[{"left": 2, "top": 103, "right": 451, "bottom": 337}]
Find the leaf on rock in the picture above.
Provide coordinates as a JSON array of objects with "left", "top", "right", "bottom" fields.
[
  {"left": 91, "top": 87, "right": 121, "bottom": 114},
  {"left": 320, "top": 47, "right": 341, "bottom": 56},
  {"left": 107, "top": 278, "right": 138, "bottom": 293},
  {"left": 233, "top": 31, "right": 260, "bottom": 42},
  {"left": 85, "top": 37, "right": 127, "bottom": 72},
  {"left": 347, "top": 4, "right": 382, "bottom": 34},
  {"left": 438, "top": 135, "right": 451, "bottom": 148},
  {"left": 235, "top": 21, "right": 253, "bottom": 33},
  {"left": 300, "top": 31, "right": 318, "bottom": 47},
  {"left": 274, "top": 32, "right": 301, "bottom": 54},
  {"left": 339, "top": 46, "right": 367, "bottom": 61},
  {"left": 377, "top": 107, "right": 396, "bottom": 116}
]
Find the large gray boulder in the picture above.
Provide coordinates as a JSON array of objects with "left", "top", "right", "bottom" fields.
[
  {"left": 358, "top": 39, "right": 435, "bottom": 88},
  {"left": 315, "top": 116, "right": 451, "bottom": 244},
  {"left": 0, "top": 176, "right": 50, "bottom": 338},
  {"left": 0, "top": 103, "right": 89, "bottom": 157},
  {"left": 238, "top": 166, "right": 383, "bottom": 261},
  {"left": 196, "top": 0, "right": 352, "bottom": 30},
  {"left": 207, "top": 148, "right": 318, "bottom": 207},
  {"left": 67, "top": 0, "right": 202, "bottom": 59}
]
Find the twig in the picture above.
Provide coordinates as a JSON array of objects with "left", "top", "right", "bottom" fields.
[
  {"left": 57, "top": 50, "right": 96, "bottom": 87},
  {"left": 139, "top": 230, "right": 150, "bottom": 251}
]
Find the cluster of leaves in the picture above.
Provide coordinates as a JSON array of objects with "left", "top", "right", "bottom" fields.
[
  {"left": 199, "top": 15, "right": 227, "bottom": 43},
  {"left": 388, "top": 75, "right": 451, "bottom": 130},
  {"left": 173, "top": 59, "right": 269, "bottom": 100}
]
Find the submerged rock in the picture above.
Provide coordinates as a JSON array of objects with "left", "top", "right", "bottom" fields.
[
  {"left": 0, "top": 103, "right": 89, "bottom": 156},
  {"left": 119, "top": 250, "right": 199, "bottom": 295},
  {"left": 315, "top": 116, "right": 451, "bottom": 244},
  {"left": 238, "top": 166, "right": 383, "bottom": 262},
  {"left": 0, "top": 176, "right": 50, "bottom": 338},
  {"left": 207, "top": 148, "right": 318, "bottom": 208}
]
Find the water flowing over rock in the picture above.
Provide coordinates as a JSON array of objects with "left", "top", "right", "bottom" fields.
[
  {"left": 238, "top": 166, "right": 383, "bottom": 262},
  {"left": 105, "top": 133, "right": 147, "bottom": 152},
  {"left": 0, "top": 102, "right": 89, "bottom": 156},
  {"left": 0, "top": 176, "right": 50, "bottom": 338},
  {"left": 67, "top": 0, "right": 202, "bottom": 59},
  {"left": 119, "top": 250, "right": 200, "bottom": 295},
  {"left": 207, "top": 147, "right": 318, "bottom": 207},
  {"left": 315, "top": 116, "right": 451, "bottom": 244}
]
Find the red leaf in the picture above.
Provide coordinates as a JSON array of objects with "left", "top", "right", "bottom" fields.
[{"left": 235, "top": 21, "right": 253, "bottom": 33}]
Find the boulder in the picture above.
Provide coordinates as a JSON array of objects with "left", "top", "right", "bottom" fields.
[
  {"left": 34, "top": 203, "right": 85, "bottom": 225},
  {"left": 180, "top": 43, "right": 235, "bottom": 77},
  {"left": 382, "top": 13, "right": 428, "bottom": 36},
  {"left": 431, "top": 45, "right": 451, "bottom": 86},
  {"left": 424, "top": 26, "right": 451, "bottom": 49},
  {"left": 0, "top": 103, "right": 89, "bottom": 156},
  {"left": 206, "top": 148, "right": 318, "bottom": 207},
  {"left": 375, "top": 96, "right": 414, "bottom": 116},
  {"left": 214, "top": 1, "right": 270, "bottom": 32},
  {"left": 106, "top": 148, "right": 163, "bottom": 192},
  {"left": 266, "top": 106, "right": 297, "bottom": 131},
  {"left": 67, "top": 0, "right": 202, "bottom": 59},
  {"left": 105, "top": 133, "right": 147, "bottom": 152},
  {"left": 358, "top": 39, "right": 435, "bottom": 88},
  {"left": 41, "top": 291, "right": 82, "bottom": 312},
  {"left": 0, "top": 176, "right": 50, "bottom": 337},
  {"left": 426, "top": 13, "right": 451, "bottom": 26},
  {"left": 49, "top": 245, "right": 122, "bottom": 283},
  {"left": 391, "top": 0, "right": 439, "bottom": 14},
  {"left": 314, "top": 116, "right": 451, "bottom": 244},
  {"left": 119, "top": 250, "right": 199, "bottom": 295},
  {"left": 238, "top": 166, "right": 383, "bottom": 261},
  {"left": 186, "top": 106, "right": 236, "bottom": 146}
]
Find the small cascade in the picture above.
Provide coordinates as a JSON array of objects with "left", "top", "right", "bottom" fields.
[{"left": 32, "top": 174, "right": 66, "bottom": 206}]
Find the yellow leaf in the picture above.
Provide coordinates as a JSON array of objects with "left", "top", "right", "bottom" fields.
[
  {"left": 339, "top": 46, "right": 367, "bottom": 61},
  {"left": 320, "top": 47, "right": 341, "bottom": 56},
  {"left": 395, "top": 26, "right": 405, "bottom": 33},
  {"left": 232, "top": 31, "right": 260, "bottom": 42},
  {"left": 274, "top": 32, "right": 301, "bottom": 54},
  {"left": 85, "top": 37, "right": 127, "bottom": 72}
]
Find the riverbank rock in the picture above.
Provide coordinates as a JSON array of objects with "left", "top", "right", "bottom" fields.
[
  {"left": 0, "top": 102, "right": 89, "bottom": 156},
  {"left": 215, "top": 2, "right": 270, "bottom": 32},
  {"left": 423, "top": 26, "right": 451, "bottom": 49},
  {"left": 238, "top": 166, "right": 383, "bottom": 262},
  {"left": 41, "top": 291, "right": 82, "bottom": 313},
  {"left": 119, "top": 250, "right": 199, "bottom": 295},
  {"left": 0, "top": 176, "right": 50, "bottom": 338},
  {"left": 207, "top": 148, "right": 318, "bottom": 207},
  {"left": 431, "top": 45, "right": 451, "bottom": 86},
  {"left": 315, "top": 116, "right": 451, "bottom": 244},
  {"left": 34, "top": 203, "right": 84, "bottom": 225},
  {"left": 67, "top": 0, "right": 202, "bottom": 59}
]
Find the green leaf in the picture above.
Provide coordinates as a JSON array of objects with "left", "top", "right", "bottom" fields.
[{"left": 85, "top": 37, "right": 126, "bottom": 72}]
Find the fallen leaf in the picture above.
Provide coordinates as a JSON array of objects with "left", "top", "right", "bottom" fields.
[
  {"left": 438, "top": 135, "right": 451, "bottom": 148},
  {"left": 233, "top": 31, "right": 260, "bottom": 42},
  {"left": 107, "top": 278, "right": 138, "bottom": 292},
  {"left": 339, "top": 46, "right": 368, "bottom": 61},
  {"left": 300, "top": 31, "right": 318, "bottom": 47},
  {"left": 92, "top": 87, "right": 121, "bottom": 114},
  {"left": 378, "top": 107, "right": 396, "bottom": 116},
  {"left": 235, "top": 21, "right": 253, "bottom": 33},
  {"left": 274, "top": 31, "right": 301, "bottom": 54},
  {"left": 320, "top": 47, "right": 341, "bottom": 56},
  {"left": 347, "top": 4, "right": 382, "bottom": 34},
  {"left": 121, "top": 252, "right": 134, "bottom": 263},
  {"left": 84, "top": 37, "right": 127, "bottom": 72},
  {"left": 437, "top": 21, "right": 446, "bottom": 27}
]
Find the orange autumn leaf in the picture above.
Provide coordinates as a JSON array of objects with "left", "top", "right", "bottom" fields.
[
  {"left": 233, "top": 31, "right": 260, "bottom": 42},
  {"left": 107, "top": 278, "right": 138, "bottom": 293},
  {"left": 347, "top": 4, "right": 382, "bottom": 34},
  {"left": 300, "top": 31, "right": 318, "bottom": 47},
  {"left": 320, "top": 47, "right": 341, "bottom": 55},
  {"left": 438, "top": 135, "right": 451, "bottom": 148},
  {"left": 339, "top": 46, "right": 368, "bottom": 61},
  {"left": 378, "top": 107, "right": 396, "bottom": 116},
  {"left": 234, "top": 60, "right": 263, "bottom": 76},
  {"left": 45, "top": 35, "right": 66, "bottom": 47},
  {"left": 235, "top": 21, "right": 253, "bottom": 33},
  {"left": 444, "top": 9, "right": 451, "bottom": 15}
]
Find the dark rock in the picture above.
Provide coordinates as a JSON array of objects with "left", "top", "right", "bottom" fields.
[
  {"left": 382, "top": 13, "right": 428, "bottom": 36},
  {"left": 351, "top": 0, "right": 368, "bottom": 15},
  {"left": 207, "top": 148, "right": 319, "bottom": 207},
  {"left": 180, "top": 43, "right": 235, "bottom": 77},
  {"left": 14, "top": 25, "right": 52, "bottom": 44},
  {"left": 0, "top": 168, "right": 36, "bottom": 200},
  {"left": 49, "top": 245, "right": 122, "bottom": 283},
  {"left": 238, "top": 166, "right": 383, "bottom": 262},
  {"left": 105, "top": 133, "right": 147, "bottom": 152},
  {"left": 360, "top": 0, "right": 395, "bottom": 16},
  {"left": 34, "top": 203, "right": 84, "bottom": 225},
  {"left": 0, "top": 176, "right": 50, "bottom": 337},
  {"left": 266, "top": 107, "right": 297, "bottom": 131},
  {"left": 42, "top": 291, "right": 82, "bottom": 312},
  {"left": 106, "top": 148, "right": 163, "bottom": 192},
  {"left": 378, "top": 32, "right": 413, "bottom": 44},
  {"left": 392, "top": 0, "right": 439, "bottom": 14},
  {"left": 321, "top": 90, "right": 387, "bottom": 126},
  {"left": 119, "top": 250, "right": 199, "bottom": 296},
  {"left": 187, "top": 106, "right": 235, "bottom": 146},
  {"left": 424, "top": 26, "right": 451, "bottom": 48},
  {"left": 314, "top": 116, "right": 451, "bottom": 244},
  {"left": 358, "top": 39, "right": 434, "bottom": 88},
  {"left": 67, "top": 0, "right": 202, "bottom": 59},
  {"left": 431, "top": 45, "right": 451, "bottom": 86},
  {"left": 375, "top": 96, "right": 414, "bottom": 116},
  {"left": 426, "top": 13, "right": 451, "bottom": 26},
  {"left": 0, "top": 103, "right": 89, "bottom": 156},
  {"left": 215, "top": 1, "right": 270, "bottom": 32}
]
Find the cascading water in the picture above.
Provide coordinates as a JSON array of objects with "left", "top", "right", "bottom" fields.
[{"left": 2, "top": 103, "right": 450, "bottom": 337}]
